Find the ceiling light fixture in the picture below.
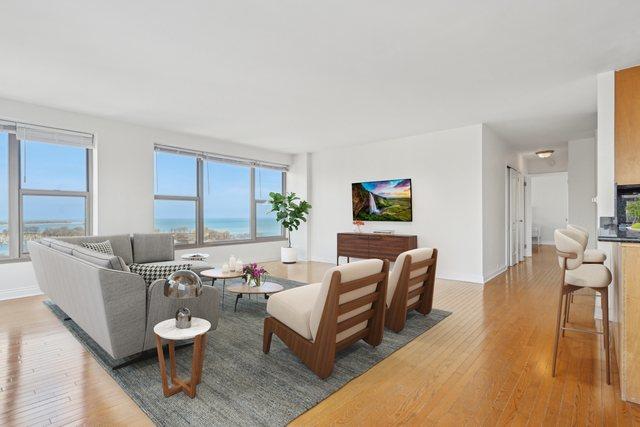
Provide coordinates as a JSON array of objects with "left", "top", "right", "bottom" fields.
[{"left": 535, "top": 149, "right": 554, "bottom": 158}]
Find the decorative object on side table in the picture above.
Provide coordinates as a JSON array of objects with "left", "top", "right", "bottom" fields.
[
  {"left": 164, "top": 270, "right": 203, "bottom": 329},
  {"left": 268, "top": 192, "right": 312, "bottom": 264},
  {"left": 154, "top": 317, "right": 211, "bottom": 398},
  {"left": 353, "top": 220, "right": 365, "bottom": 233},
  {"left": 626, "top": 200, "right": 640, "bottom": 231},
  {"left": 243, "top": 263, "right": 268, "bottom": 287}
]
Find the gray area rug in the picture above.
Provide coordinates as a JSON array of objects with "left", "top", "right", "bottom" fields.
[{"left": 45, "top": 276, "right": 450, "bottom": 426}]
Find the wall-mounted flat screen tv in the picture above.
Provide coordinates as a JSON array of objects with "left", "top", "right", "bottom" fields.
[{"left": 352, "top": 179, "right": 412, "bottom": 222}]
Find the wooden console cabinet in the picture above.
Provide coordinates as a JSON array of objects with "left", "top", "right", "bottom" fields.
[{"left": 337, "top": 233, "right": 417, "bottom": 264}]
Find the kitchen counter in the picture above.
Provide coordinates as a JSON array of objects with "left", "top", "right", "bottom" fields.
[{"left": 597, "top": 226, "right": 640, "bottom": 243}]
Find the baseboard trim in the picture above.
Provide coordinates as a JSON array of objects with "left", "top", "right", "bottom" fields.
[
  {"left": 483, "top": 266, "right": 508, "bottom": 283},
  {"left": 0, "top": 286, "right": 43, "bottom": 301}
]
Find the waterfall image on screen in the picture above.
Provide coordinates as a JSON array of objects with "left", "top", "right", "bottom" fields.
[{"left": 352, "top": 179, "right": 412, "bottom": 222}]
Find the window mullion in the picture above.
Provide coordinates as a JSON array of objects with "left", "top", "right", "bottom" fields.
[
  {"left": 8, "top": 135, "right": 20, "bottom": 258},
  {"left": 251, "top": 167, "right": 256, "bottom": 240},
  {"left": 197, "top": 157, "right": 204, "bottom": 246}
]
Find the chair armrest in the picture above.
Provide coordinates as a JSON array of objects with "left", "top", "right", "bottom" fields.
[{"left": 556, "top": 250, "right": 577, "bottom": 259}]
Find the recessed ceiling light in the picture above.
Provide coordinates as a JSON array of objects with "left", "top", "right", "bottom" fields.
[{"left": 535, "top": 150, "right": 554, "bottom": 158}]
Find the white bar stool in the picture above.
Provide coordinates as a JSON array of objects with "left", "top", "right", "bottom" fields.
[{"left": 552, "top": 229, "right": 613, "bottom": 384}]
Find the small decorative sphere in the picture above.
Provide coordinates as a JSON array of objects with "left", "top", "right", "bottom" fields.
[{"left": 164, "top": 270, "right": 202, "bottom": 299}]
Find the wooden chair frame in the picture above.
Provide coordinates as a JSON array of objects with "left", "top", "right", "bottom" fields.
[
  {"left": 552, "top": 250, "right": 611, "bottom": 384},
  {"left": 385, "top": 249, "right": 438, "bottom": 333},
  {"left": 263, "top": 260, "right": 389, "bottom": 379}
]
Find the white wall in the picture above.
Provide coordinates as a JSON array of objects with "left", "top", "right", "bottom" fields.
[
  {"left": 568, "top": 137, "right": 597, "bottom": 248},
  {"left": 0, "top": 97, "right": 292, "bottom": 300},
  {"left": 286, "top": 153, "right": 311, "bottom": 260},
  {"left": 308, "top": 124, "right": 485, "bottom": 283},
  {"left": 530, "top": 172, "right": 568, "bottom": 244},
  {"left": 481, "top": 125, "right": 518, "bottom": 281}
]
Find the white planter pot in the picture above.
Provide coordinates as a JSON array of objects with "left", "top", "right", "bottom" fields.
[{"left": 281, "top": 247, "right": 297, "bottom": 264}]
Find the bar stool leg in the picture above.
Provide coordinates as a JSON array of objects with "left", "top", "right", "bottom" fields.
[
  {"left": 562, "top": 291, "right": 571, "bottom": 336},
  {"left": 601, "top": 287, "right": 611, "bottom": 385},
  {"left": 552, "top": 285, "right": 566, "bottom": 377}
]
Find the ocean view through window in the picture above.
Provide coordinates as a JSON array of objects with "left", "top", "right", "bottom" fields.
[
  {"left": 0, "top": 121, "right": 93, "bottom": 260},
  {"left": 154, "top": 147, "right": 286, "bottom": 246}
]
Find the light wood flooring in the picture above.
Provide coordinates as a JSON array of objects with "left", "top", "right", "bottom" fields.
[{"left": 1, "top": 246, "right": 639, "bottom": 425}]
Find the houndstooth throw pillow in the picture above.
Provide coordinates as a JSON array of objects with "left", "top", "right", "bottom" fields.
[
  {"left": 81, "top": 240, "right": 114, "bottom": 255},
  {"left": 129, "top": 263, "right": 192, "bottom": 285}
]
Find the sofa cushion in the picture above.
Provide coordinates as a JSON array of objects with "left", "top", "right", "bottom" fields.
[
  {"left": 57, "top": 235, "right": 134, "bottom": 265},
  {"left": 81, "top": 240, "right": 114, "bottom": 256},
  {"left": 266, "top": 283, "right": 322, "bottom": 340},
  {"left": 72, "top": 246, "right": 129, "bottom": 271},
  {"left": 129, "top": 262, "right": 192, "bottom": 285},
  {"left": 142, "top": 260, "right": 211, "bottom": 275},
  {"left": 132, "top": 233, "right": 174, "bottom": 264},
  {"left": 42, "top": 238, "right": 77, "bottom": 255}
]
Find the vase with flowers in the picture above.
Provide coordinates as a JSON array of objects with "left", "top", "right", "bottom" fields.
[
  {"left": 243, "top": 263, "right": 268, "bottom": 287},
  {"left": 353, "top": 220, "right": 365, "bottom": 233}
]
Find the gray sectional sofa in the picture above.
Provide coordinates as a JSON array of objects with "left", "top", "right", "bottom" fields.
[{"left": 28, "top": 233, "right": 220, "bottom": 360}]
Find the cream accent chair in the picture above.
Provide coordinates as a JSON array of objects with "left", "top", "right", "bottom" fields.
[
  {"left": 385, "top": 248, "right": 438, "bottom": 332},
  {"left": 552, "top": 229, "right": 612, "bottom": 384},
  {"left": 567, "top": 224, "right": 607, "bottom": 264},
  {"left": 263, "top": 259, "right": 389, "bottom": 379}
]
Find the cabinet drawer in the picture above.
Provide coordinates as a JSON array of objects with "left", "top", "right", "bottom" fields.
[{"left": 338, "top": 234, "right": 370, "bottom": 258}]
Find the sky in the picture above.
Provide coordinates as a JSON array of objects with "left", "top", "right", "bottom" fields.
[
  {"left": 1, "top": 139, "right": 87, "bottom": 222},
  {"left": 361, "top": 179, "right": 411, "bottom": 198}
]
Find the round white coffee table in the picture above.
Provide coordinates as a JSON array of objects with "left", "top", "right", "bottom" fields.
[
  {"left": 154, "top": 317, "right": 211, "bottom": 399},
  {"left": 227, "top": 281, "right": 284, "bottom": 312},
  {"left": 200, "top": 268, "right": 244, "bottom": 307}
]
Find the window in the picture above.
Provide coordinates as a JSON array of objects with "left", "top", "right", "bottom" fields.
[
  {"left": 203, "top": 161, "right": 251, "bottom": 242},
  {"left": 255, "top": 167, "right": 285, "bottom": 238},
  {"left": 153, "top": 147, "right": 286, "bottom": 247},
  {"left": 154, "top": 151, "right": 198, "bottom": 244},
  {"left": 0, "top": 134, "right": 8, "bottom": 258},
  {"left": 0, "top": 121, "right": 93, "bottom": 261}
]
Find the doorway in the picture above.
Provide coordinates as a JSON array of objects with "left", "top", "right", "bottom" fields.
[
  {"left": 508, "top": 167, "right": 525, "bottom": 266},
  {"left": 529, "top": 172, "right": 569, "bottom": 246}
]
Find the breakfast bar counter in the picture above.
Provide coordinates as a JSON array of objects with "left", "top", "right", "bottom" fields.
[{"left": 598, "top": 233, "right": 640, "bottom": 404}]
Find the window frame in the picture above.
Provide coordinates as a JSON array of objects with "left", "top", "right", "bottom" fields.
[
  {"left": 1, "top": 133, "right": 93, "bottom": 262},
  {"left": 153, "top": 147, "right": 287, "bottom": 249}
]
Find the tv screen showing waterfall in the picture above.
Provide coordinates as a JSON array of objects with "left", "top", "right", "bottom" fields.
[{"left": 352, "top": 179, "right": 412, "bottom": 222}]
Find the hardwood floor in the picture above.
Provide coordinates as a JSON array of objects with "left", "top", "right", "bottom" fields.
[{"left": 1, "top": 246, "right": 639, "bottom": 425}]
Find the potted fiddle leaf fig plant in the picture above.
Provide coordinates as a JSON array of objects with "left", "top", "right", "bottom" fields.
[
  {"left": 269, "top": 192, "right": 311, "bottom": 264},
  {"left": 626, "top": 200, "right": 640, "bottom": 231}
]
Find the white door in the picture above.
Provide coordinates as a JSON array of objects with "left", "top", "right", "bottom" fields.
[
  {"left": 517, "top": 173, "right": 525, "bottom": 261},
  {"left": 508, "top": 168, "right": 525, "bottom": 266},
  {"left": 509, "top": 168, "right": 518, "bottom": 266}
]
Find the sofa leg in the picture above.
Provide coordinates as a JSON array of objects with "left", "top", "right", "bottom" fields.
[{"left": 263, "top": 318, "right": 274, "bottom": 354}]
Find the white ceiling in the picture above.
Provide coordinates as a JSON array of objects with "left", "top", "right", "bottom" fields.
[{"left": 0, "top": 1, "right": 639, "bottom": 153}]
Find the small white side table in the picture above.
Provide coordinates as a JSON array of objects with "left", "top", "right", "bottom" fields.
[{"left": 154, "top": 317, "right": 211, "bottom": 398}]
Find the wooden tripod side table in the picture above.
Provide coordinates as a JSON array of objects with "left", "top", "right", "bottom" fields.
[{"left": 154, "top": 317, "right": 211, "bottom": 398}]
